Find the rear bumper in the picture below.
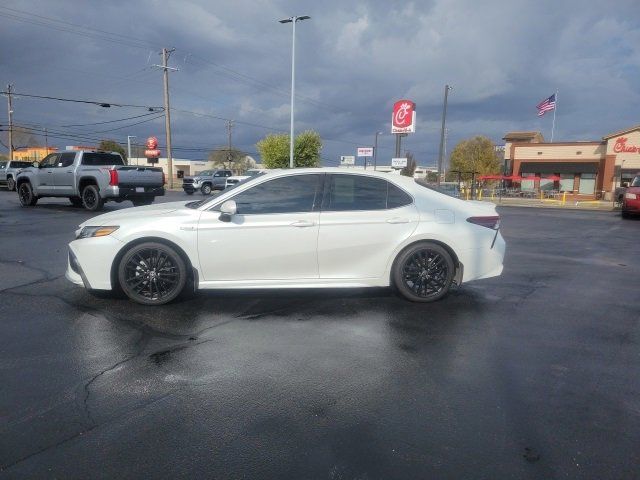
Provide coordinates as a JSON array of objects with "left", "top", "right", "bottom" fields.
[
  {"left": 110, "top": 185, "right": 164, "bottom": 199},
  {"left": 459, "top": 231, "right": 506, "bottom": 283}
]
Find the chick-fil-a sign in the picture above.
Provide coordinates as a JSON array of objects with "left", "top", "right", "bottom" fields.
[
  {"left": 613, "top": 137, "right": 640, "bottom": 154},
  {"left": 391, "top": 100, "right": 416, "bottom": 134}
]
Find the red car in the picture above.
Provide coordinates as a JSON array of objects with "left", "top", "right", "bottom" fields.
[{"left": 622, "top": 176, "right": 640, "bottom": 218}]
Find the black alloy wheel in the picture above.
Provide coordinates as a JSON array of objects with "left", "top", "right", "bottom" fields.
[
  {"left": 82, "top": 184, "right": 104, "bottom": 211},
  {"left": 393, "top": 242, "right": 455, "bottom": 302},
  {"left": 201, "top": 183, "right": 212, "bottom": 195},
  {"left": 7, "top": 177, "right": 16, "bottom": 191},
  {"left": 18, "top": 182, "right": 38, "bottom": 206},
  {"left": 118, "top": 242, "right": 187, "bottom": 305}
]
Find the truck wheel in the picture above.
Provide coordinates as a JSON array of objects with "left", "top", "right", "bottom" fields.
[
  {"left": 132, "top": 198, "right": 154, "bottom": 207},
  {"left": 18, "top": 182, "right": 38, "bottom": 207},
  {"left": 69, "top": 197, "right": 83, "bottom": 207},
  {"left": 201, "top": 183, "right": 212, "bottom": 195},
  {"left": 7, "top": 177, "right": 16, "bottom": 191},
  {"left": 82, "top": 185, "right": 104, "bottom": 211}
]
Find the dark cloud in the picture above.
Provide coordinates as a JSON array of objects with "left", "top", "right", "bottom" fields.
[{"left": 1, "top": 0, "right": 639, "bottom": 166}]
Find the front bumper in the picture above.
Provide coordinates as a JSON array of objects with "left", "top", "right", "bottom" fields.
[
  {"left": 66, "top": 235, "right": 125, "bottom": 290},
  {"left": 622, "top": 198, "right": 640, "bottom": 213}
]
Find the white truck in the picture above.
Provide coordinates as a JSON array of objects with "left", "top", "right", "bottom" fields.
[
  {"left": 16, "top": 150, "right": 165, "bottom": 211},
  {"left": 0, "top": 159, "right": 33, "bottom": 191}
]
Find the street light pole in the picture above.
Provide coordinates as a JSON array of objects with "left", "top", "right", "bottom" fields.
[
  {"left": 437, "top": 84, "right": 452, "bottom": 185},
  {"left": 279, "top": 15, "right": 310, "bottom": 169},
  {"left": 373, "top": 131, "right": 383, "bottom": 171},
  {"left": 127, "top": 135, "right": 136, "bottom": 165}
]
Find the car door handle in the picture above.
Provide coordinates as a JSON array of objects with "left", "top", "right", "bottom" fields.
[
  {"left": 387, "top": 217, "right": 410, "bottom": 224},
  {"left": 179, "top": 225, "right": 197, "bottom": 231},
  {"left": 66, "top": 171, "right": 73, "bottom": 173},
  {"left": 290, "top": 220, "right": 315, "bottom": 227}
]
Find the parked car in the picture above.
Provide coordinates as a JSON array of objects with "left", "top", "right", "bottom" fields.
[
  {"left": 16, "top": 150, "right": 165, "bottom": 211},
  {"left": 224, "top": 169, "right": 267, "bottom": 189},
  {"left": 66, "top": 168, "right": 505, "bottom": 305},
  {"left": 0, "top": 160, "right": 33, "bottom": 191},
  {"left": 182, "top": 169, "right": 232, "bottom": 195},
  {"left": 621, "top": 175, "right": 640, "bottom": 218}
]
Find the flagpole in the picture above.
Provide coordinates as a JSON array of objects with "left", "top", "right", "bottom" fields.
[{"left": 551, "top": 89, "right": 558, "bottom": 142}]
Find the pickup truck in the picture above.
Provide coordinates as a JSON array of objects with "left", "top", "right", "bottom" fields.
[
  {"left": 617, "top": 175, "right": 640, "bottom": 218},
  {"left": 16, "top": 150, "right": 165, "bottom": 211},
  {"left": 182, "top": 169, "right": 232, "bottom": 195},
  {"left": 0, "top": 160, "right": 33, "bottom": 191}
]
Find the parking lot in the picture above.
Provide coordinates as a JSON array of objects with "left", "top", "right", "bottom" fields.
[{"left": 1, "top": 189, "right": 638, "bottom": 479}]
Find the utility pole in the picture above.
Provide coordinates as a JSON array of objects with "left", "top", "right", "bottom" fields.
[
  {"left": 437, "top": 84, "right": 452, "bottom": 185},
  {"left": 44, "top": 127, "right": 48, "bottom": 153},
  {"left": 127, "top": 135, "right": 136, "bottom": 165},
  {"left": 226, "top": 120, "right": 234, "bottom": 171},
  {"left": 6, "top": 84, "right": 14, "bottom": 160},
  {"left": 154, "top": 49, "right": 178, "bottom": 188},
  {"left": 373, "top": 131, "right": 383, "bottom": 171}
]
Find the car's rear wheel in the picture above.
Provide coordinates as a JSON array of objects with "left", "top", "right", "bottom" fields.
[
  {"left": 7, "top": 177, "right": 16, "bottom": 191},
  {"left": 82, "top": 184, "right": 104, "bottom": 211},
  {"left": 201, "top": 183, "right": 212, "bottom": 195},
  {"left": 393, "top": 242, "right": 455, "bottom": 302},
  {"left": 18, "top": 182, "right": 38, "bottom": 206},
  {"left": 118, "top": 242, "right": 187, "bottom": 305}
]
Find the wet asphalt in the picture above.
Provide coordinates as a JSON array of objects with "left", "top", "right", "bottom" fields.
[{"left": 0, "top": 190, "right": 639, "bottom": 479}]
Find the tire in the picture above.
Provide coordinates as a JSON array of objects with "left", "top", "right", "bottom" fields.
[
  {"left": 69, "top": 196, "right": 83, "bottom": 207},
  {"left": 18, "top": 182, "right": 38, "bottom": 207},
  {"left": 201, "top": 183, "right": 212, "bottom": 195},
  {"left": 131, "top": 198, "right": 154, "bottom": 207},
  {"left": 621, "top": 210, "right": 630, "bottom": 219},
  {"left": 117, "top": 242, "right": 187, "bottom": 305},
  {"left": 81, "top": 184, "right": 104, "bottom": 211},
  {"left": 392, "top": 242, "right": 455, "bottom": 302},
  {"left": 7, "top": 177, "right": 16, "bottom": 191}
]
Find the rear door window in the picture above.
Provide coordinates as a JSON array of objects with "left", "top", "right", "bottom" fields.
[
  {"left": 323, "top": 174, "right": 412, "bottom": 211},
  {"left": 58, "top": 153, "right": 76, "bottom": 168}
]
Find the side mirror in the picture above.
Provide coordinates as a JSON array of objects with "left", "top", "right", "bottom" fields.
[
  {"left": 219, "top": 200, "right": 237, "bottom": 222},
  {"left": 32, "top": 161, "right": 40, "bottom": 168}
]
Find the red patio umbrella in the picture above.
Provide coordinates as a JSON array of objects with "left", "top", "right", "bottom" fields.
[
  {"left": 478, "top": 174, "right": 502, "bottom": 180},
  {"left": 502, "top": 175, "right": 523, "bottom": 182}
]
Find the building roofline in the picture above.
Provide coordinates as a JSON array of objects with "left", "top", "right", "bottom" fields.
[{"left": 602, "top": 125, "right": 640, "bottom": 140}]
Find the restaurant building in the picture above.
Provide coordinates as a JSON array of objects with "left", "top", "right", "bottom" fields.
[{"left": 503, "top": 125, "right": 640, "bottom": 200}]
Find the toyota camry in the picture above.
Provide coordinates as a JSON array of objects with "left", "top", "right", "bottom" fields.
[{"left": 66, "top": 169, "right": 505, "bottom": 305}]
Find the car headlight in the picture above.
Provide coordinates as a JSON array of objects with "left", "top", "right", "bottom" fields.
[
  {"left": 76, "top": 226, "right": 119, "bottom": 239},
  {"left": 192, "top": 177, "right": 200, "bottom": 182},
  {"left": 625, "top": 192, "right": 637, "bottom": 200}
]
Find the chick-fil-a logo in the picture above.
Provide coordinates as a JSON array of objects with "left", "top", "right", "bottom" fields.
[
  {"left": 392, "top": 100, "right": 416, "bottom": 133},
  {"left": 613, "top": 137, "right": 640, "bottom": 154}
]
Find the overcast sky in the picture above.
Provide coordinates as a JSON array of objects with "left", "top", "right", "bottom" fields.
[{"left": 1, "top": 0, "right": 639, "bottom": 166}]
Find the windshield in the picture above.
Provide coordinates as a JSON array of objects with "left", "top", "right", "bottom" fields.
[
  {"left": 632, "top": 177, "right": 640, "bottom": 187},
  {"left": 195, "top": 170, "right": 213, "bottom": 177}
]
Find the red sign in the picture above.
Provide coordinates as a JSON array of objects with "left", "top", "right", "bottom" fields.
[
  {"left": 146, "top": 136, "right": 158, "bottom": 150},
  {"left": 144, "top": 149, "right": 161, "bottom": 158},
  {"left": 613, "top": 137, "right": 639, "bottom": 154},
  {"left": 391, "top": 100, "right": 416, "bottom": 134}
]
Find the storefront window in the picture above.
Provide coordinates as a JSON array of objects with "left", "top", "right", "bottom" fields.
[
  {"left": 560, "top": 174, "right": 574, "bottom": 192},
  {"left": 521, "top": 177, "right": 535, "bottom": 191},
  {"left": 578, "top": 173, "right": 596, "bottom": 195},
  {"left": 539, "top": 179, "right": 554, "bottom": 191}
]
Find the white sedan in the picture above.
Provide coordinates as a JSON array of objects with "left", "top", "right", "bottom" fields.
[{"left": 66, "top": 169, "right": 505, "bottom": 305}]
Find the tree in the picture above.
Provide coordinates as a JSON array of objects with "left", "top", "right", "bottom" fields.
[
  {"left": 208, "top": 147, "right": 249, "bottom": 172},
  {"left": 400, "top": 151, "right": 417, "bottom": 177},
  {"left": 449, "top": 135, "right": 501, "bottom": 181},
  {"left": 99, "top": 139, "right": 127, "bottom": 161},
  {"left": 256, "top": 130, "right": 322, "bottom": 168}
]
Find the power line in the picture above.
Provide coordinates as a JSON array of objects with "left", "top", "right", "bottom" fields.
[
  {"left": 0, "top": 90, "right": 163, "bottom": 110},
  {"left": 61, "top": 110, "right": 161, "bottom": 127}
]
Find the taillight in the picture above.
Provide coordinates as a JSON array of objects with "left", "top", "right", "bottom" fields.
[
  {"left": 109, "top": 169, "right": 118, "bottom": 186},
  {"left": 162, "top": 172, "right": 166, "bottom": 185},
  {"left": 467, "top": 216, "right": 500, "bottom": 230}
]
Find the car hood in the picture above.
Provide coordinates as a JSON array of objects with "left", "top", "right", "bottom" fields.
[{"left": 79, "top": 201, "right": 192, "bottom": 227}]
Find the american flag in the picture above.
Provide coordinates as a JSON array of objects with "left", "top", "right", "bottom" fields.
[{"left": 536, "top": 94, "right": 556, "bottom": 116}]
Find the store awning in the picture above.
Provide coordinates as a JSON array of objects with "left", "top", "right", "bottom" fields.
[{"left": 520, "top": 162, "right": 598, "bottom": 174}]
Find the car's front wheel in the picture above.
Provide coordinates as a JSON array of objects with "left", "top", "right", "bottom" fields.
[
  {"left": 118, "top": 242, "right": 187, "bottom": 305},
  {"left": 82, "top": 185, "right": 104, "bottom": 211},
  {"left": 392, "top": 242, "right": 455, "bottom": 302},
  {"left": 7, "top": 177, "right": 16, "bottom": 191},
  {"left": 18, "top": 182, "right": 38, "bottom": 206},
  {"left": 201, "top": 183, "right": 212, "bottom": 195}
]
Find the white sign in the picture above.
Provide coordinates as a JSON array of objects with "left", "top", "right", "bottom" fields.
[
  {"left": 357, "top": 147, "right": 374, "bottom": 157},
  {"left": 340, "top": 155, "right": 355, "bottom": 165},
  {"left": 391, "top": 157, "right": 408, "bottom": 168}
]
